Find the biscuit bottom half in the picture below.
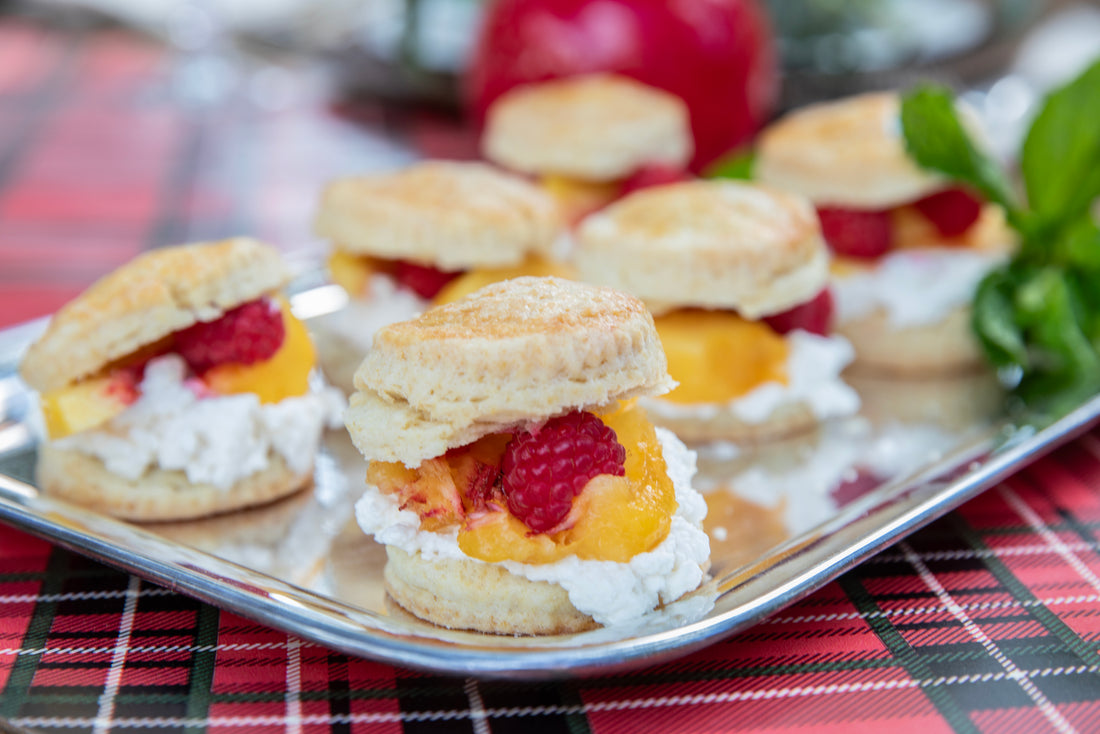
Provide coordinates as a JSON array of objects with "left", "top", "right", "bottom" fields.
[
  {"left": 384, "top": 546, "right": 598, "bottom": 635},
  {"left": 837, "top": 306, "right": 985, "bottom": 376},
  {"left": 36, "top": 443, "right": 313, "bottom": 521}
]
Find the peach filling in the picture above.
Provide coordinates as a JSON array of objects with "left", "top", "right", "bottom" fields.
[{"left": 366, "top": 401, "right": 677, "bottom": 564}]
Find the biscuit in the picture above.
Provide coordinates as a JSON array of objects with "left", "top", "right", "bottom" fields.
[
  {"left": 754, "top": 92, "right": 946, "bottom": 209},
  {"left": 384, "top": 547, "right": 597, "bottom": 635},
  {"left": 313, "top": 161, "right": 561, "bottom": 269},
  {"left": 641, "top": 398, "right": 820, "bottom": 444},
  {"left": 835, "top": 305, "right": 985, "bottom": 375},
  {"left": 574, "top": 180, "right": 829, "bottom": 318},
  {"left": 483, "top": 74, "right": 693, "bottom": 181},
  {"left": 20, "top": 238, "right": 290, "bottom": 394},
  {"left": 345, "top": 276, "right": 674, "bottom": 466},
  {"left": 36, "top": 443, "right": 311, "bottom": 521}
]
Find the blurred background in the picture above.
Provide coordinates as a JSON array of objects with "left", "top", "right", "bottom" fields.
[{"left": 1, "top": 0, "right": 1098, "bottom": 324}]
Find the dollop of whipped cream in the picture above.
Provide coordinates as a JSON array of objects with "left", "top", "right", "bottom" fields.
[
  {"left": 57, "top": 354, "right": 345, "bottom": 489},
  {"left": 833, "top": 248, "right": 1006, "bottom": 328},
  {"left": 643, "top": 331, "right": 860, "bottom": 425},
  {"left": 326, "top": 274, "right": 426, "bottom": 351},
  {"left": 354, "top": 427, "right": 710, "bottom": 627}
]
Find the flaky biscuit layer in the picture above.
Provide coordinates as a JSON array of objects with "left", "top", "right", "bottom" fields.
[
  {"left": 20, "top": 237, "right": 290, "bottom": 393},
  {"left": 384, "top": 547, "right": 597, "bottom": 635},
  {"left": 345, "top": 277, "right": 674, "bottom": 466},
  {"left": 483, "top": 74, "right": 693, "bottom": 181},
  {"left": 314, "top": 161, "right": 561, "bottom": 269},
  {"left": 755, "top": 92, "right": 945, "bottom": 209},
  {"left": 575, "top": 181, "right": 828, "bottom": 318},
  {"left": 36, "top": 444, "right": 311, "bottom": 522}
]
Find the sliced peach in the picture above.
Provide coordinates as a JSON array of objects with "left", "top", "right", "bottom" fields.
[
  {"left": 40, "top": 370, "right": 139, "bottom": 439},
  {"left": 202, "top": 299, "right": 315, "bottom": 404},
  {"left": 327, "top": 250, "right": 377, "bottom": 297},
  {"left": 540, "top": 175, "right": 620, "bottom": 224},
  {"left": 431, "top": 256, "right": 575, "bottom": 306},
  {"left": 655, "top": 309, "right": 789, "bottom": 404},
  {"left": 457, "top": 401, "right": 677, "bottom": 564}
]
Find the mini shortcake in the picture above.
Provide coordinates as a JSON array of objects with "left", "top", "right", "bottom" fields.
[
  {"left": 754, "top": 92, "right": 1014, "bottom": 374},
  {"left": 575, "top": 180, "right": 860, "bottom": 443},
  {"left": 482, "top": 74, "right": 694, "bottom": 222},
  {"left": 346, "top": 277, "right": 710, "bottom": 634},
  {"left": 19, "top": 238, "right": 344, "bottom": 521},
  {"left": 312, "top": 160, "right": 570, "bottom": 392}
]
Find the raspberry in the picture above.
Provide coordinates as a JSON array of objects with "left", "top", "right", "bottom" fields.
[
  {"left": 501, "top": 411, "right": 626, "bottom": 533},
  {"left": 816, "top": 206, "right": 893, "bottom": 259},
  {"left": 174, "top": 298, "right": 285, "bottom": 372},
  {"left": 394, "top": 260, "right": 461, "bottom": 299},
  {"left": 913, "top": 187, "right": 983, "bottom": 237},
  {"left": 619, "top": 163, "right": 691, "bottom": 197},
  {"left": 763, "top": 288, "right": 834, "bottom": 337}
]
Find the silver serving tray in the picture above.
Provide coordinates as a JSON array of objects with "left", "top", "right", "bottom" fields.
[{"left": 1, "top": 282, "right": 1098, "bottom": 680}]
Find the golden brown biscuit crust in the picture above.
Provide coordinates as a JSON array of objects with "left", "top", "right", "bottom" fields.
[
  {"left": 20, "top": 237, "right": 290, "bottom": 393},
  {"left": 835, "top": 305, "right": 986, "bottom": 375},
  {"left": 36, "top": 444, "right": 312, "bottom": 521},
  {"left": 575, "top": 181, "right": 829, "bottom": 318},
  {"left": 483, "top": 74, "right": 693, "bottom": 181},
  {"left": 345, "top": 276, "right": 674, "bottom": 466},
  {"left": 755, "top": 92, "right": 945, "bottom": 209},
  {"left": 384, "top": 547, "right": 597, "bottom": 635},
  {"left": 313, "top": 161, "right": 561, "bottom": 269}
]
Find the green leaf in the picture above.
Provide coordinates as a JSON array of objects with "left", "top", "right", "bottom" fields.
[
  {"left": 900, "top": 85, "right": 1021, "bottom": 219},
  {"left": 705, "top": 149, "right": 755, "bottom": 180},
  {"left": 972, "top": 267, "right": 1028, "bottom": 369},
  {"left": 1021, "top": 58, "right": 1100, "bottom": 233}
]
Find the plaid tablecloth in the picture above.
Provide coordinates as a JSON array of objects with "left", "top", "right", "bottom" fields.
[{"left": 1, "top": 16, "right": 1099, "bottom": 733}]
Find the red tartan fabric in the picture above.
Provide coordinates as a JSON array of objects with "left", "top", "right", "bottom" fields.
[{"left": 1, "top": 14, "right": 1100, "bottom": 734}]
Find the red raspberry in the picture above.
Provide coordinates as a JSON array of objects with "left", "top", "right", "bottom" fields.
[
  {"left": 174, "top": 298, "right": 285, "bottom": 372},
  {"left": 501, "top": 411, "right": 626, "bottom": 533},
  {"left": 816, "top": 206, "right": 893, "bottom": 259},
  {"left": 763, "top": 288, "right": 834, "bottom": 337},
  {"left": 619, "top": 163, "right": 692, "bottom": 197},
  {"left": 394, "top": 260, "right": 461, "bottom": 299},
  {"left": 913, "top": 187, "right": 984, "bottom": 237}
]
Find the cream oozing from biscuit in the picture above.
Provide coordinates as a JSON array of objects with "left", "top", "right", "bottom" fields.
[
  {"left": 354, "top": 428, "right": 710, "bottom": 627},
  {"left": 644, "top": 331, "right": 860, "bottom": 425},
  {"left": 56, "top": 355, "right": 345, "bottom": 489},
  {"left": 324, "top": 273, "right": 427, "bottom": 352},
  {"left": 833, "top": 248, "right": 1006, "bottom": 328}
]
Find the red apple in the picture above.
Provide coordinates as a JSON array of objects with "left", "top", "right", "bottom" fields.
[{"left": 465, "top": 0, "right": 778, "bottom": 172}]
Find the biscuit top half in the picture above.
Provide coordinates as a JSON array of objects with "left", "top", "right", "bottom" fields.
[
  {"left": 20, "top": 238, "right": 290, "bottom": 393},
  {"left": 482, "top": 74, "right": 693, "bottom": 181},
  {"left": 313, "top": 161, "right": 562, "bottom": 270},
  {"left": 344, "top": 276, "right": 675, "bottom": 466},
  {"left": 575, "top": 180, "right": 828, "bottom": 318},
  {"left": 754, "top": 92, "right": 946, "bottom": 209}
]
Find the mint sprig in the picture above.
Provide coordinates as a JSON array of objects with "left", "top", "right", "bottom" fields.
[{"left": 901, "top": 59, "right": 1100, "bottom": 421}]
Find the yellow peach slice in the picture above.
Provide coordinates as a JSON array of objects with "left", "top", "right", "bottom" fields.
[
  {"left": 40, "top": 372, "right": 139, "bottom": 439},
  {"left": 431, "top": 256, "right": 575, "bottom": 306}
]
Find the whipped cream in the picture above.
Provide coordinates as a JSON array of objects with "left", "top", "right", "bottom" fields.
[
  {"left": 354, "top": 427, "right": 710, "bottom": 627},
  {"left": 57, "top": 355, "right": 345, "bottom": 488},
  {"left": 833, "top": 248, "right": 1005, "bottom": 328},
  {"left": 643, "top": 330, "right": 860, "bottom": 425},
  {"left": 325, "top": 274, "right": 426, "bottom": 352}
]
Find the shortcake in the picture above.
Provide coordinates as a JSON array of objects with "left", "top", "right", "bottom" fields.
[
  {"left": 312, "top": 160, "right": 570, "bottom": 392},
  {"left": 754, "top": 92, "right": 1014, "bottom": 374},
  {"left": 19, "top": 238, "right": 344, "bottom": 521},
  {"left": 481, "top": 74, "right": 694, "bottom": 222},
  {"left": 346, "top": 277, "right": 710, "bottom": 635},
  {"left": 574, "top": 180, "right": 860, "bottom": 443}
]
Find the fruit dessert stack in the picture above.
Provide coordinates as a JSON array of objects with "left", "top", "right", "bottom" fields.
[
  {"left": 312, "top": 160, "right": 571, "bottom": 393},
  {"left": 345, "top": 276, "right": 710, "bottom": 634},
  {"left": 574, "top": 179, "right": 860, "bottom": 443},
  {"left": 19, "top": 238, "right": 344, "bottom": 521},
  {"left": 481, "top": 74, "right": 694, "bottom": 223},
  {"left": 754, "top": 92, "right": 1014, "bottom": 374}
]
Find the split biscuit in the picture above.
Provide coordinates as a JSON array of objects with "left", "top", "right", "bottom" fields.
[
  {"left": 345, "top": 276, "right": 674, "bottom": 466},
  {"left": 483, "top": 74, "right": 693, "bottom": 181}
]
